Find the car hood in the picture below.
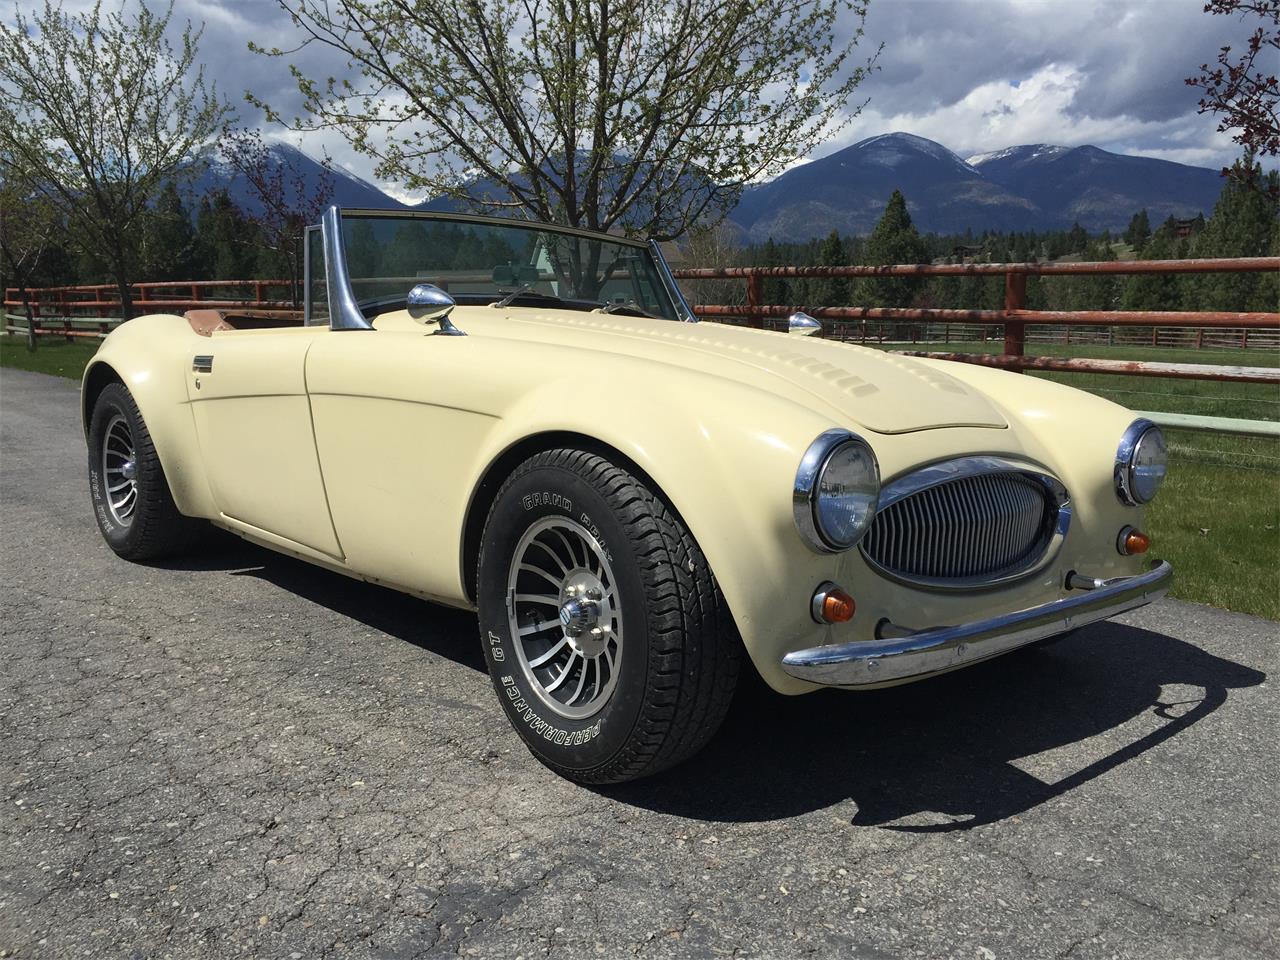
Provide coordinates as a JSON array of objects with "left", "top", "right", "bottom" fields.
[{"left": 486, "top": 310, "right": 1007, "bottom": 434}]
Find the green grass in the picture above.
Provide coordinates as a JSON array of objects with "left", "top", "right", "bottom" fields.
[
  {"left": 1147, "top": 454, "right": 1279, "bottom": 620},
  {"left": 5, "top": 334, "right": 1278, "bottom": 618},
  {"left": 1, "top": 335, "right": 99, "bottom": 380}
]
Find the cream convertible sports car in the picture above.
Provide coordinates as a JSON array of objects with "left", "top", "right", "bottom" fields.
[{"left": 83, "top": 207, "right": 1172, "bottom": 783}]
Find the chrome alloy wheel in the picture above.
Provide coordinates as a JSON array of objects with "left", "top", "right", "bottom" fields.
[
  {"left": 505, "top": 517, "right": 623, "bottom": 720},
  {"left": 101, "top": 414, "right": 139, "bottom": 526}
]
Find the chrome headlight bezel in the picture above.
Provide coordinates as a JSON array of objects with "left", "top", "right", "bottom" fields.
[
  {"left": 1115, "top": 419, "right": 1168, "bottom": 506},
  {"left": 793, "top": 429, "right": 881, "bottom": 553}
]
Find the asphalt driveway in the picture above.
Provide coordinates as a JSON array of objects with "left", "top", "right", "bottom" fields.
[{"left": 1, "top": 367, "right": 1276, "bottom": 959}]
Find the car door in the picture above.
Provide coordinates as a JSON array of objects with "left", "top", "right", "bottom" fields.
[
  {"left": 185, "top": 327, "right": 344, "bottom": 558},
  {"left": 303, "top": 327, "right": 502, "bottom": 602}
]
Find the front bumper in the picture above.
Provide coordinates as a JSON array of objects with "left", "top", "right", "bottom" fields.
[{"left": 781, "top": 561, "right": 1173, "bottom": 686}]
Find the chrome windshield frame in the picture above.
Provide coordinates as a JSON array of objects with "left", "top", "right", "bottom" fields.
[
  {"left": 647, "top": 239, "right": 697, "bottom": 323},
  {"left": 322, "top": 205, "right": 375, "bottom": 331},
  {"left": 309, "top": 206, "right": 689, "bottom": 324}
]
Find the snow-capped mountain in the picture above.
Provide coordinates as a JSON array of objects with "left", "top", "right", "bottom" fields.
[
  {"left": 730, "top": 132, "right": 1038, "bottom": 240},
  {"left": 185, "top": 133, "right": 1227, "bottom": 240},
  {"left": 965, "top": 144, "right": 1071, "bottom": 167},
  {"left": 969, "top": 143, "right": 1223, "bottom": 230},
  {"left": 191, "top": 143, "right": 407, "bottom": 217},
  {"left": 728, "top": 133, "right": 1225, "bottom": 240}
]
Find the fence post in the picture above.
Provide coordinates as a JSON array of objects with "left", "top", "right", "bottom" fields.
[
  {"left": 746, "top": 272, "right": 763, "bottom": 329},
  {"left": 1003, "top": 271, "right": 1026, "bottom": 369}
]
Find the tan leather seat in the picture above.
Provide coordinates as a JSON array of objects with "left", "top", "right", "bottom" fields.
[
  {"left": 185, "top": 309, "right": 236, "bottom": 337},
  {"left": 186, "top": 309, "right": 304, "bottom": 336}
]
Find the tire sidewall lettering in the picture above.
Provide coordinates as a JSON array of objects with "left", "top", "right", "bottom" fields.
[
  {"left": 479, "top": 463, "right": 650, "bottom": 771},
  {"left": 87, "top": 395, "right": 132, "bottom": 546}
]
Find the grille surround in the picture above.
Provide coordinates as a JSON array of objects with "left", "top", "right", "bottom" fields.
[{"left": 859, "top": 457, "right": 1070, "bottom": 591}]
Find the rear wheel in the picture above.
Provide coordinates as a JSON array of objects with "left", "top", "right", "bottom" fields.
[
  {"left": 477, "top": 449, "right": 740, "bottom": 785},
  {"left": 87, "top": 383, "right": 203, "bottom": 560}
]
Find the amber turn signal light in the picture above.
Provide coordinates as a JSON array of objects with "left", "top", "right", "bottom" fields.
[
  {"left": 811, "top": 582, "right": 856, "bottom": 624},
  {"left": 1118, "top": 526, "right": 1150, "bottom": 555}
]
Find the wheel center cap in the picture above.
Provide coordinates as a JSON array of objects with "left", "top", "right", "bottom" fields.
[
  {"left": 558, "top": 598, "right": 600, "bottom": 638},
  {"left": 121, "top": 460, "right": 137, "bottom": 481}
]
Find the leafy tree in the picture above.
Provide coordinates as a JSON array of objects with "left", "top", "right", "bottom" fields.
[
  {"left": 856, "top": 190, "right": 929, "bottom": 307},
  {"left": 253, "top": 0, "right": 879, "bottom": 241},
  {"left": 0, "top": 1, "right": 230, "bottom": 319},
  {"left": 1186, "top": 0, "right": 1279, "bottom": 192},
  {"left": 1124, "top": 209, "right": 1151, "bottom": 253}
]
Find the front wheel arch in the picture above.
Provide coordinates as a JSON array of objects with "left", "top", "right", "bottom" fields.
[{"left": 461, "top": 431, "right": 687, "bottom": 606}]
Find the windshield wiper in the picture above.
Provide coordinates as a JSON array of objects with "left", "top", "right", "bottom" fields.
[
  {"left": 490, "top": 284, "right": 563, "bottom": 309},
  {"left": 597, "top": 300, "right": 665, "bottom": 320}
]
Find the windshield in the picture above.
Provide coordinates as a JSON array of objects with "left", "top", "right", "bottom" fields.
[{"left": 316, "top": 212, "right": 682, "bottom": 321}]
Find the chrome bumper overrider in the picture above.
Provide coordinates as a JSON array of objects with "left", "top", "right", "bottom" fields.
[{"left": 780, "top": 561, "right": 1173, "bottom": 686}]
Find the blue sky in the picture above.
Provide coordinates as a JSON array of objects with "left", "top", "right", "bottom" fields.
[{"left": 32, "top": 0, "right": 1263, "bottom": 199}]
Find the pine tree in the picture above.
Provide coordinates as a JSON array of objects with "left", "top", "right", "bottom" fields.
[
  {"left": 1066, "top": 221, "right": 1088, "bottom": 255},
  {"left": 856, "top": 190, "right": 929, "bottom": 307},
  {"left": 758, "top": 237, "right": 789, "bottom": 306},
  {"left": 1124, "top": 209, "right": 1151, "bottom": 254},
  {"left": 1123, "top": 221, "right": 1183, "bottom": 311},
  {"left": 139, "top": 182, "right": 196, "bottom": 281},
  {"left": 1187, "top": 154, "right": 1280, "bottom": 311},
  {"left": 195, "top": 190, "right": 259, "bottom": 281},
  {"left": 813, "top": 229, "right": 849, "bottom": 306}
]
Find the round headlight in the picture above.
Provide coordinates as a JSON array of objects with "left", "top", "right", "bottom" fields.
[
  {"left": 794, "top": 429, "right": 880, "bottom": 552},
  {"left": 1115, "top": 420, "right": 1168, "bottom": 505}
]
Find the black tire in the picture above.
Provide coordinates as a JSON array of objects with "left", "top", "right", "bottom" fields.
[
  {"left": 476, "top": 449, "right": 741, "bottom": 785},
  {"left": 87, "top": 382, "right": 203, "bottom": 560}
]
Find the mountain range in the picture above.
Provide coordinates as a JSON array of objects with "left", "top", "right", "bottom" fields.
[{"left": 197, "top": 133, "right": 1227, "bottom": 241}]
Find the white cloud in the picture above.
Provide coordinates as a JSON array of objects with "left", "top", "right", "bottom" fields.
[{"left": 7, "top": 0, "right": 1269, "bottom": 196}]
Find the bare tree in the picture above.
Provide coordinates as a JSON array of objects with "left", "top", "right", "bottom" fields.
[
  {"left": 252, "top": 0, "right": 878, "bottom": 239},
  {"left": 221, "top": 129, "right": 335, "bottom": 306},
  {"left": 0, "top": 174, "right": 62, "bottom": 352},
  {"left": 679, "top": 223, "right": 746, "bottom": 307},
  {"left": 1187, "top": 1, "right": 1279, "bottom": 192},
  {"left": 0, "top": 1, "right": 230, "bottom": 320}
]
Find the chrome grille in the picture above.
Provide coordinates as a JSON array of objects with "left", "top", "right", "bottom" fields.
[{"left": 861, "top": 469, "right": 1059, "bottom": 585}]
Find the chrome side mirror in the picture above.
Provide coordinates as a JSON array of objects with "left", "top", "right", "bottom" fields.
[
  {"left": 408, "top": 283, "right": 465, "bottom": 336},
  {"left": 788, "top": 311, "right": 822, "bottom": 337}
]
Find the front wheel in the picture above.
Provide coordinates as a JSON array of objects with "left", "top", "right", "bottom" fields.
[
  {"left": 87, "top": 382, "right": 203, "bottom": 560},
  {"left": 476, "top": 449, "right": 740, "bottom": 785}
]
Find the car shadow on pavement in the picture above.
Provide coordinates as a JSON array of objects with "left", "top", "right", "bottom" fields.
[
  {"left": 610, "top": 623, "right": 1266, "bottom": 830},
  {"left": 159, "top": 537, "right": 1265, "bottom": 831},
  {"left": 159, "top": 534, "right": 487, "bottom": 673}
]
